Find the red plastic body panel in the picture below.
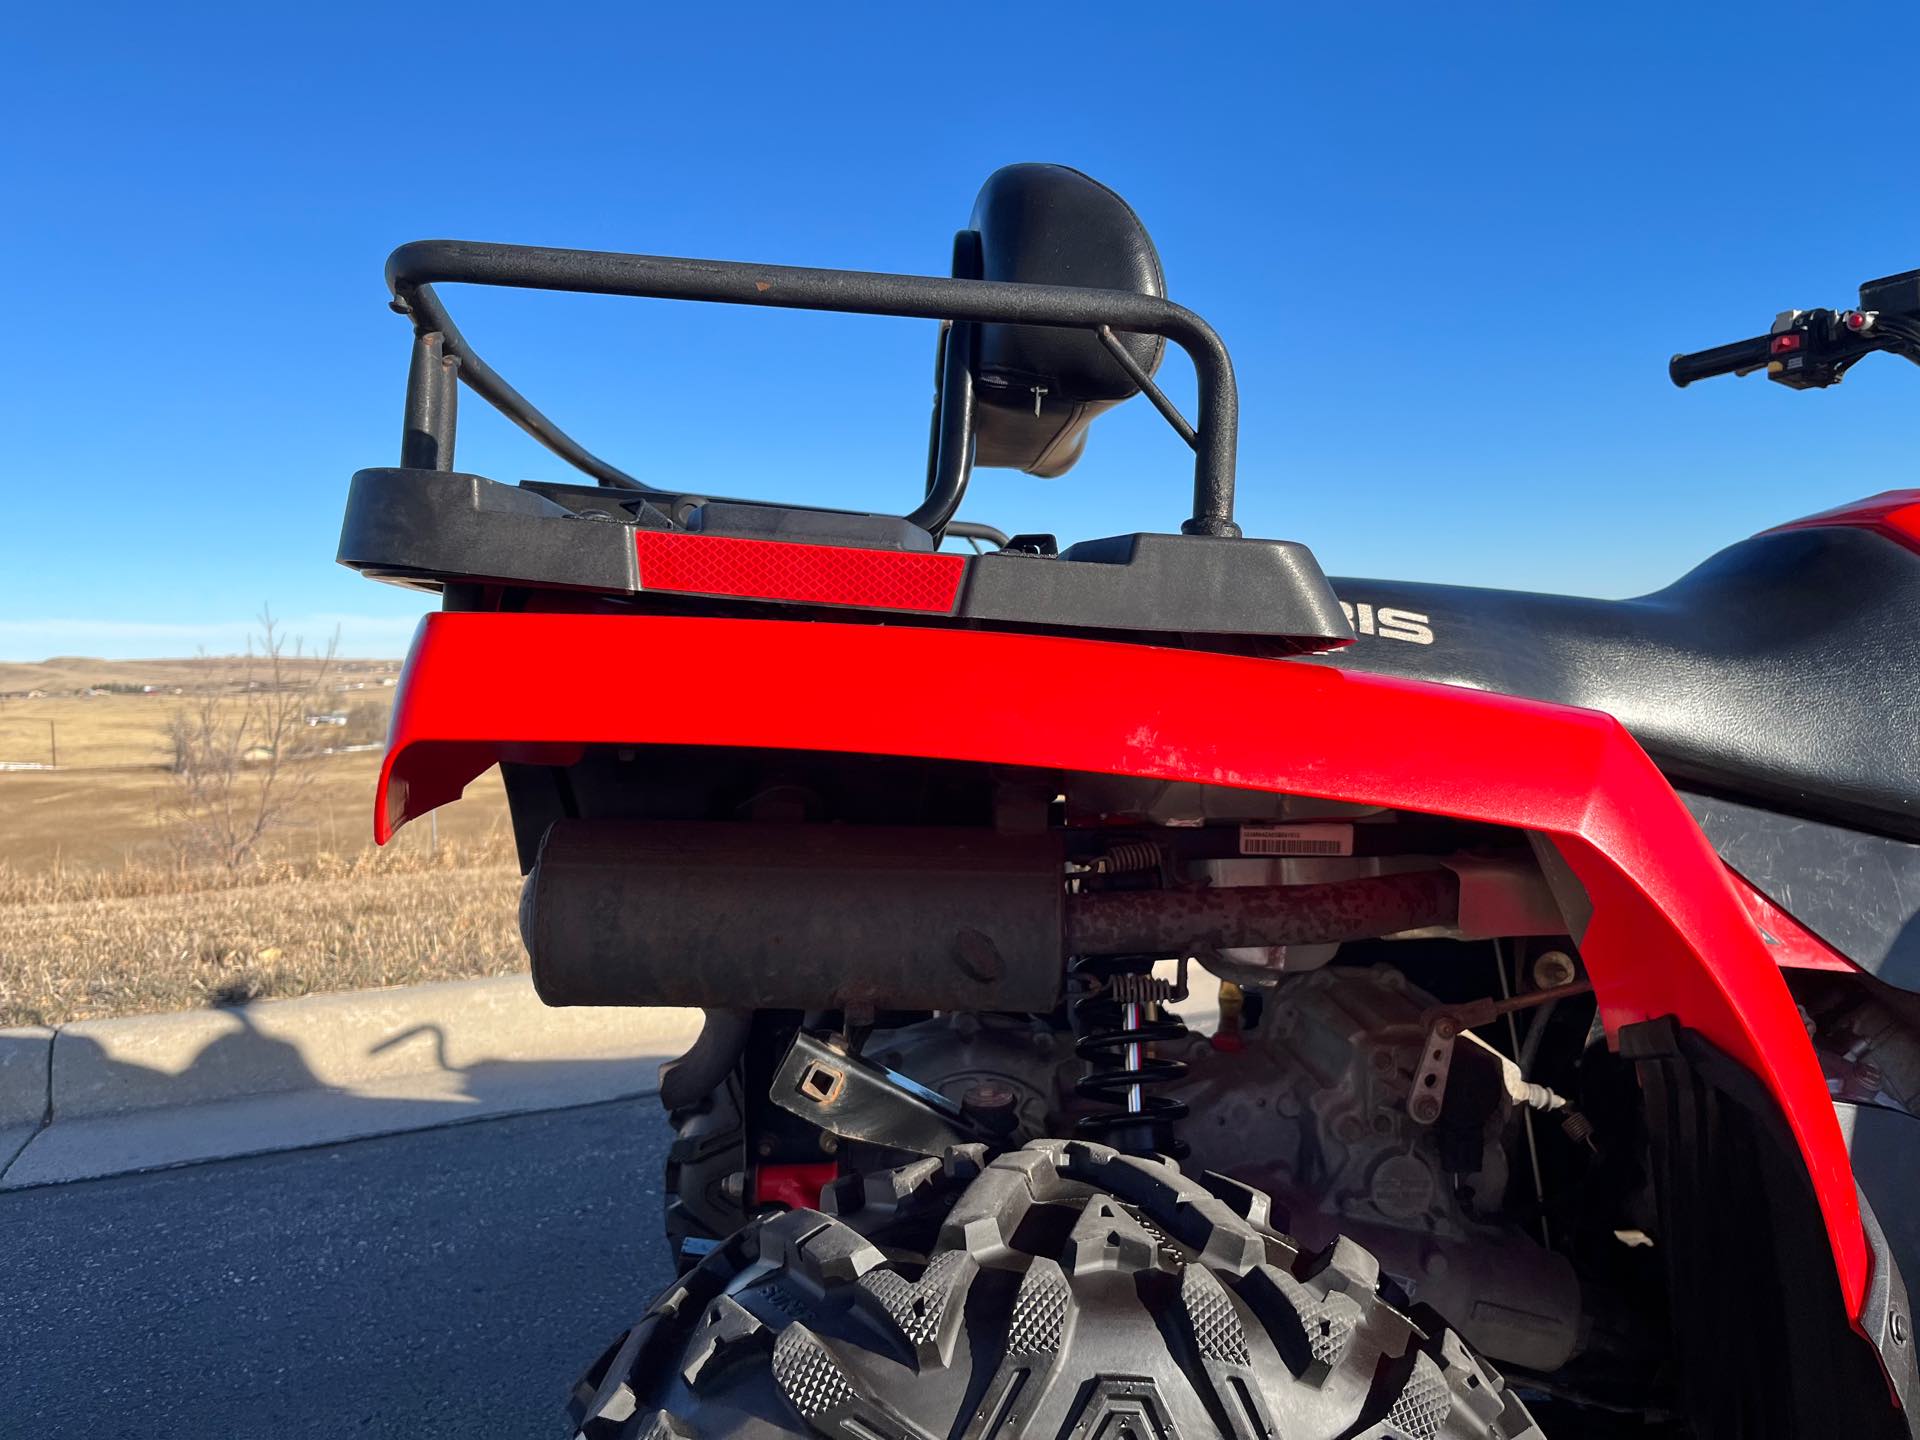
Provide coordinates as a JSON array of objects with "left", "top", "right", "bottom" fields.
[
  {"left": 1766, "top": 488, "right": 1920, "bottom": 554},
  {"left": 752, "top": 1162, "right": 837, "bottom": 1212},
  {"left": 1728, "top": 867, "right": 1860, "bottom": 974},
  {"left": 377, "top": 612, "right": 1870, "bottom": 1316},
  {"left": 633, "top": 530, "right": 965, "bottom": 613}
]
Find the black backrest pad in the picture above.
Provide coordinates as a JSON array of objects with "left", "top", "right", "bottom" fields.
[{"left": 966, "top": 164, "right": 1166, "bottom": 477}]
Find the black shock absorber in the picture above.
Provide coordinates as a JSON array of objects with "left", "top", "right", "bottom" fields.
[{"left": 1070, "top": 955, "right": 1191, "bottom": 1158}]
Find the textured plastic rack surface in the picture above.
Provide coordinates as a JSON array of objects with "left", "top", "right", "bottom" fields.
[{"left": 336, "top": 467, "right": 1354, "bottom": 654}]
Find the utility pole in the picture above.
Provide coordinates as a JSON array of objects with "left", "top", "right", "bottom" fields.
[{"left": 48, "top": 720, "right": 56, "bottom": 768}]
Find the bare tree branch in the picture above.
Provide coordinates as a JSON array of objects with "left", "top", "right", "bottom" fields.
[{"left": 164, "top": 609, "right": 339, "bottom": 870}]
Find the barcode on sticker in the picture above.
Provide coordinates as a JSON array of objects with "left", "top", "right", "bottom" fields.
[{"left": 1239, "top": 823, "right": 1355, "bottom": 857}]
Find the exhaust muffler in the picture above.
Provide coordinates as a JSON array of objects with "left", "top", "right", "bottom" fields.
[
  {"left": 522, "top": 820, "right": 1460, "bottom": 1010},
  {"left": 523, "top": 821, "right": 1067, "bottom": 1011}
]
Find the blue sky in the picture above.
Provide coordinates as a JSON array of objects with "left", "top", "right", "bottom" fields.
[{"left": 6, "top": 5, "right": 1920, "bottom": 660}]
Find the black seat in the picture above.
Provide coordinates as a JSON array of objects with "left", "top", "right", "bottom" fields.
[{"left": 1312, "top": 514, "right": 1920, "bottom": 839}]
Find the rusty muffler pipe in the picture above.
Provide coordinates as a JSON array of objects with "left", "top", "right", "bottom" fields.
[
  {"left": 1065, "top": 869, "right": 1460, "bottom": 956},
  {"left": 525, "top": 820, "right": 1461, "bottom": 1009},
  {"left": 525, "top": 820, "right": 1069, "bottom": 1011}
]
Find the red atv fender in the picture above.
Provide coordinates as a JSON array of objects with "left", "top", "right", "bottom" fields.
[{"left": 375, "top": 611, "right": 1870, "bottom": 1323}]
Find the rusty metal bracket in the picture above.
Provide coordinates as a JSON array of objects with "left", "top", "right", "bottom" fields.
[
  {"left": 771, "top": 1030, "right": 986, "bottom": 1157},
  {"left": 1409, "top": 1015, "right": 1460, "bottom": 1125}
]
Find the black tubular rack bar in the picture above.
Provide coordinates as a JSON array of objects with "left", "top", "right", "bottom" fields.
[{"left": 386, "top": 239, "right": 1242, "bottom": 538}]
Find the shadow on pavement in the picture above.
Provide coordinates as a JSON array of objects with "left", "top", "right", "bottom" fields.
[{"left": 1, "top": 1005, "right": 670, "bottom": 1189}]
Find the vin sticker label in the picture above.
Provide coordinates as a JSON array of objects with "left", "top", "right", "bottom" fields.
[{"left": 1239, "top": 823, "right": 1355, "bottom": 857}]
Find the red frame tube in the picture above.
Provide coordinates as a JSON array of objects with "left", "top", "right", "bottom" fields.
[{"left": 376, "top": 611, "right": 1871, "bottom": 1316}]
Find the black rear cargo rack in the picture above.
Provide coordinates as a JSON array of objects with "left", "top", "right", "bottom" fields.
[
  {"left": 339, "top": 239, "right": 1354, "bottom": 657},
  {"left": 382, "top": 239, "right": 1242, "bottom": 538}
]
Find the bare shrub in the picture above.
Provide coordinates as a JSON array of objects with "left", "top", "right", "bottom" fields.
[{"left": 165, "top": 610, "right": 340, "bottom": 870}]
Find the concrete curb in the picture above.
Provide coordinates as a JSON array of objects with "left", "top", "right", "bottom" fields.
[
  {"left": 0, "top": 1025, "right": 55, "bottom": 1175},
  {"left": 0, "top": 977, "right": 702, "bottom": 1190}
]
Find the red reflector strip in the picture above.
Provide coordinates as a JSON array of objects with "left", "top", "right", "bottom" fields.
[{"left": 635, "top": 530, "right": 965, "bottom": 613}]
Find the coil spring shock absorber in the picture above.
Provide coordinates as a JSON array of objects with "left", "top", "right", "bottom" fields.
[
  {"left": 1070, "top": 956, "right": 1191, "bottom": 1158},
  {"left": 1090, "top": 840, "right": 1161, "bottom": 876}
]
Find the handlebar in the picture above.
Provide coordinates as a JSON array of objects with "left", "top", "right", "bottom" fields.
[
  {"left": 1670, "top": 269, "right": 1920, "bottom": 393},
  {"left": 1669, "top": 334, "right": 1773, "bottom": 388}
]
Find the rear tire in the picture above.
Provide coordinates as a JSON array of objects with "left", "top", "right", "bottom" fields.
[
  {"left": 663, "top": 1072, "right": 748, "bottom": 1272},
  {"left": 577, "top": 1139, "right": 1543, "bottom": 1439}
]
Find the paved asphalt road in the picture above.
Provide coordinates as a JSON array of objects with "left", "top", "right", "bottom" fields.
[{"left": 0, "top": 1098, "right": 678, "bottom": 1438}]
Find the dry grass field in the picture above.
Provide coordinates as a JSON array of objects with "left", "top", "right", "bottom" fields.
[
  {"left": 1, "top": 840, "right": 524, "bottom": 1028},
  {"left": 0, "top": 653, "right": 401, "bottom": 769},
  {"left": 0, "top": 750, "right": 509, "bottom": 872},
  {"left": 0, "top": 655, "right": 521, "bottom": 1026}
]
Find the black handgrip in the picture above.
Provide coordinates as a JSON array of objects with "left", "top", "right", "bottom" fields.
[{"left": 1669, "top": 334, "right": 1773, "bottom": 388}]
